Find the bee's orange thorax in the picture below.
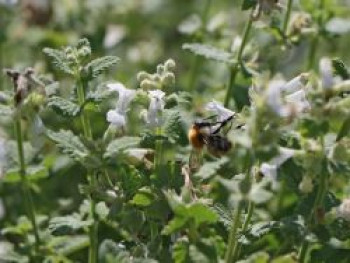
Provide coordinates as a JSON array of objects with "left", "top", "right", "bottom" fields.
[{"left": 188, "top": 125, "right": 204, "bottom": 149}]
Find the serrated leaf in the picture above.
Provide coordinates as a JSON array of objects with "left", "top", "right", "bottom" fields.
[
  {"left": 163, "top": 109, "right": 186, "bottom": 144},
  {"left": 86, "top": 56, "right": 120, "bottom": 78},
  {"left": 336, "top": 116, "right": 350, "bottom": 141},
  {"left": 47, "top": 129, "right": 89, "bottom": 162},
  {"left": 49, "top": 214, "right": 92, "bottom": 235},
  {"left": 182, "top": 43, "right": 234, "bottom": 64},
  {"left": 43, "top": 48, "right": 73, "bottom": 75},
  {"left": 104, "top": 136, "right": 141, "bottom": 158},
  {"left": 4, "top": 165, "right": 48, "bottom": 183},
  {"left": 48, "top": 96, "right": 80, "bottom": 117},
  {"left": 211, "top": 204, "right": 233, "bottom": 230}
]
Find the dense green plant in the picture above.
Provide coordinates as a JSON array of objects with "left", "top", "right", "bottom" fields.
[{"left": 0, "top": 0, "right": 350, "bottom": 263}]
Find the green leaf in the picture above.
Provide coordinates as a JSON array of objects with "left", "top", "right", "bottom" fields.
[
  {"left": 0, "top": 242, "right": 28, "bottom": 263},
  {"left": 46, "top": 129, "right": 90, "bottom": 162},
  {"left": 194, "top": 157, "right": 229, "bottom": 180},
  {"left": 163, "top": 109, "right": 187, "bottom": 145},
  {"left": 173, "top": 238, "right": 190, "bottom": 263},
  {"left": 86, "top": 56, "right": 120, "bottom": 78},
  {"left": 43, "top": 48, "right": 73, "bottom": 75},
  {"left": 48, "top": 235, "right": 89, "bottom": 256},
  {"left": 187, "top": 203, "right": 218, "bottom": 226},
  {"left": 182, "top": 43, "right": 234, "bottom": 64},
  {"left": 336, "top": 116, "right": 350, "bottom": 141},
  {"left": 49, "top": 214, "right": 92, "bottom": 235},
  {"left": 332, "top": 58, "right": 350, "bottom": 79},
  {"left": 130, "top": 187, "right": 155, "bottom": 207},
  {"left": 104, "top": 136, "right": 141, "bottom": 159},
  {"left": 162, "top": 217, "right": 188, "bottom": 235},
  {"left": 211, "top": 204, "right": 233, "bottom": 230},
  {"left": 242, "top": 0, "right": 258, "bottom": 10},
  {"left": 47, "top": 96, "right": 81, "bottom": 117},
  {"left": 4, "top": 165, "right": 48, "bottom": 183}
]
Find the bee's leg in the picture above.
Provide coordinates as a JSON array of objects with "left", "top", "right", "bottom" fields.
[{"left": 189, "top": 148, "right": 202, "bottom": 172}]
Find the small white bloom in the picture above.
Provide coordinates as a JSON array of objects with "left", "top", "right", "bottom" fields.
[
  {"left": 30, "top": 115, "right": 46, "bottom": 148},
  {"left": 266, "top": 74, "right": 310, "bottom": 117},
  {"left": 106, "top": 110, "right": 126, "bottom": 128},
  {"left": 144, "top": 90, "right": 166, "bottom": 127},
  {"left": 107, "top": 82, "right": 136, "bottom": 114},
  {"left": 337, "top": 199, "right": 350, "bottom": 221},
  {"left": 319, "top": 57, "right": 334, "bottom": 90},
  {"left": 106, "top": 82, "right": 136, "bottom": 128},
  {"left": 103, "top": 25, "right": 126, "bottom": 49},
  {"left": 205, "top": 100, "right": 235, "bottom": 122},
  {"left": 260, "top": 147, "right": 295, "bottom": 184}
]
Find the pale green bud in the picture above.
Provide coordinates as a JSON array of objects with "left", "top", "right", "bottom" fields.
[
  {"left": 299, "top": 176, "right": 313, "bottom": 194},
  {"left": 140, "top": 79, "right": 157, "bottom": 90},
  {"left": 137, "top": 71, "right": 150, "bottom": 82},
  {"left": 161, "top": 72, "right": 175, "bottom": 86},
  {"left": 165, "top": 59, "right": 176, "bottom": 71},
  {"left": 156, "top": 65, "right": 165, "bottom": 75}
]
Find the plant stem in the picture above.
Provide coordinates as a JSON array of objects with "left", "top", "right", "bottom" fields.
[
  {"left": 234, "top": 201, "right": 255, "bottom": 261},
  {"left": 307, "top": 0, "right": 325, "bottom": 70},
  {"left": 282, "top": 0, "right": 293, "bottom": 35},
  {"left": 154, "top": 127, "right": 163, "bottom": 176},
  {"left": 77, "top": 78, "right": 98, "bottom": 263},
  {"left": 224, "top": 12, "right": 254, "bottom": 107},
  {"left": 14, "top": 117, "right": 41, "bottom": 252},
  {"left": 225, "top": 201, "right": 243, "bottom": 263}
]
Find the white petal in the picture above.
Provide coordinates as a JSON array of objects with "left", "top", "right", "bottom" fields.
[
  {"left": 281, "top": 73, "right": 308, "bottom": 94},
  {"left": 103, "top": 24, "right": 126, "bottom": 49},
  {"left": 266, "top": 80, "right": 289, "bottom": 117},
  {"left": 270, "top": 147, "right": 295, "bottom": 166},
  {"left": 106, "top": 110, "right": 126, "bottom": 127},
  {"left": 125, "top": 148, "right": 152, "bottom": 160},
  {"left": 148, "top": 90, "right": 165, "bottom": 100},
  {"left": 108, "top": 82, "right": 136, "bottom": 113},
  {"left": 260, "top": 163, "right": 277, "bottom": 181},
  {"left": 319, "top": 57, "right": 334, "bottom": 90},
  {"left": 285, "top": 89, "right": 311, "bottom": 113},
  {"left": 205, "top": 100, "right": 235, "bottom": 121}
]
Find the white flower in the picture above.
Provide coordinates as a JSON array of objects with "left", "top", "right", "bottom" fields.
[
  {"left": 143, "top": 90, "right": 166, "bottom": 127},
  {"left": 107, "top": 82, "right": 136, "bottom": 114},
  {"left": 337, "top": 199, "right": 350, "bottom": 221},
  {"left": 260, "top": 147, "right": 295, "bottom": 182},
  {"left": 205, "top": 100, "right": 235, "bottom": 122},
  {"left": 30, "top": 115, "right": 46, "bottom": 148},
  {"left": 266, "top": 74, "right": 310, "bottom": 117},
  {"left": 106, "top": 110, "right": 126, "bottom": 128},
  {"left": 103, "top": 25, "right": 126, "bottom": 49},
  {"left": 106, "top": 82, "right": 136, "bottom": 128},
  {"left": 319, "top": 57, "right": 334, "bottom": 90}
]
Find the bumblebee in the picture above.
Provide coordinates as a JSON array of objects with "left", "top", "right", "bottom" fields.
[{"left": 188, "top": 114, "right": 234, "bottom": 171}]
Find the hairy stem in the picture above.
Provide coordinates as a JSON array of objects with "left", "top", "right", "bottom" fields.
[
  {"left": 234, "top": 201, "right": 255, "bottom": 261},
  {"left": 282, "top": 0, "right": 293, "bottom": 35},
  {"left": 77, "top": 78, "right": 98, "bottom": 263},
  {"left": 224, "top": 12, "right": 253, "bottom": 107},
  {"left": 225, "top": 201, "right": 243, "bottom": 263},
  {"left": 154, "top": 127, "right": 163, "bottom": 176},
  {"left": 14, "top": 117, "right": 41, "bottom": 252}
]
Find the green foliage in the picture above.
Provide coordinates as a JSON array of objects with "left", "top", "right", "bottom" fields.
[
  {"left": 104, "top": 136, "right": 141, "bottom": 159},
  {"left": 43, "top": 48, "right": 74, "bottom": 75},
  {"left": 86, "top": 56, "right": 120, "bottom": 79},
  {"left": 182, "top": 43, "right": 234, "bottom": 64},
  {"left": 47, "top": 96, "right": 81, "bottom": 117}
]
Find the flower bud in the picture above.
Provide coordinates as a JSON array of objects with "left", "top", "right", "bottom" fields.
[
  {"left": 165, "top": 59, "right": 176, "bottom": 71},
  {"left": 140, "top": 79, "right": 157, "bottom": 90},
  {"left": 337, "top": 199, "right": 350, "bottom": 221},
  {"left": 137, "top": 71, "right": 150, "bottom": 82},
  {"left": 161, "top": 72, "right": 175, "bottom": 86},
  {"left": 299, "top": 176, "right": 313, "bottom": 194},
  {"left": 77, "top": 38, "right": 90, "bottom": 49},
  {"left": 64, "top": 47, "right": 73, "bottom": 56},
  {"left": 156, "top": 65, "right": 165, "bottom": 75},
  {"left": 78, "top": 46, "right": 91, "bottom": 59}
]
